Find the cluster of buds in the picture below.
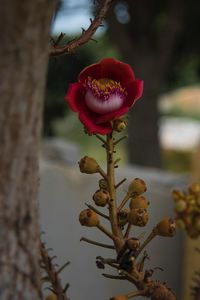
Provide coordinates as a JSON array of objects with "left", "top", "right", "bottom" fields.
[
  {"left": 172, "top": 183, "right": 200, "bottom": 238},
  {"left": 77, "top": 133, "right": 177, "bottom": 300},
  {"left": 122, "top": 178, "right": 149, "bottom": 227}
]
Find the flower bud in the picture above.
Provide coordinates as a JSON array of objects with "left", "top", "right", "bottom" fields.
[
  {"left": 172, "top": 189, "right": 185, "bottom": 201},
  {"left": 45, "top": 293, "right": 57, "bottom": 300},
  {"left": 128, "top": 178, "right": 147, "bottom": 196},
  {"left": 79, "top": 209, "right": 99, "bottom": 227},
  {"left": 118, "top": 209, "right": 129, "bottom": 226},
  {"left": 129, "top": 195, "right": 149, "bottom": 210},
  {"left": 78, "top": 156, "right": 99, "bottom": 174},
  {"left": 113, "top": 119, "right": 127, "bottom": 132},
  {"left": 99, "top": 178, "right": 108, "bottom": 190},
  {"left": 93, "top": 189, "right": 110, "bottom": 206},
  {"left": 156, "top": 218, "right": 176, "bottom": 237},
  {"left": 110, "top": 295, "right": 128, "bottom": 300},
  {"left": 126, "top": 238, "right": 140, "bottom": 251},
  {"left": 128, "top": 208, "right": 149, "bottom": 226},
  {"left": 174, "top": 200, "right": 187, "bottom": 213},
  {"left": 188, "top": 183, "right": 200, "bottom": 195}
]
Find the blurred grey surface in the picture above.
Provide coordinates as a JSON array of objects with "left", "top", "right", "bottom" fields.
[{"left": 39, "top": 155, "right": 187, "bottom": 300}]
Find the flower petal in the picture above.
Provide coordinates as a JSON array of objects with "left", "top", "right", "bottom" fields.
[
  {"left": 79, "top": 63, "right": 102, "bottom": 83},
  {"left": 100, "top": 58, "right": 135, "bottom": 85},
  {"left": 126, "top": 79, "right": 144, "bottom": 106},
  {"left": 79, "top": 110, "right": 112, "bottom": 135},
  {"left": 96, "top": 106, "right": 129, "bottom": 124},
  {"left": 65, "top": 83, "right": 85, "bottom": 112},
  {"left": 79, "top": 58, "right": 135, "bottom": 86}
]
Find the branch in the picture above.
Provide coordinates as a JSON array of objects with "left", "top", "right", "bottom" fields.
[
  {"left": 40, "top": 241, "right": 70, "bottom": 300},
  {"left": 50, "top": 0, "right": 113, "bottom": 56},
  {"left": 80, "top": 237, "right": 115, "bottom": 249}
]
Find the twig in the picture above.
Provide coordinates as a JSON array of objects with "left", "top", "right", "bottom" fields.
[
  {"left": 115, "top": 178, "right": 127, "bottom": 189},
  {"left": 102, "top": 273, "right": 126, "bottom": 280},
  {"left": 97, "top": 223, "right": 116, "bottom": 240},
  {"left": 40, "top": 241, "right": 69, "bottom": 300},
  {"left": 85, "top": 203, "right": 109, "bottom": 219},
  {"left": 118, "top": 192, "right": 131, "bottom": 212},
  {"left": 80, "top": 237, "right": 115, "bottom": 249},
  {"left": 114, "top": 135, "right": 128, "bottom": 146},
  {"left": 98, "top": 167, "right": 108, "bottom": 181},
  {"left": 124, "top": 223, "right": 132, "bottom": 239},
  {"left": 95, "top": 134, "right": 107, "bottom": 145},
  {"left": 135, "top": 230, "right": 157, "bottom": 259},
  {"left": 57, "top": 261, "right": 70, "bottom": 275},
  {"left": 50, "top": 0, "right": 113, "bottom": 56}
]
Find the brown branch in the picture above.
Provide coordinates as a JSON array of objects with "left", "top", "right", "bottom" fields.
[
  {"left": 85, "top": 203, "right": 109, "bottom": 220},
  {"left": 40, "top": 241, "right": 69, "bottom": 300},
  {"left": 80, "top": 237, "right": 115, "bottom": 249},
  {"left": 50, "top": 0, "right": 113, "bottom": 56}
]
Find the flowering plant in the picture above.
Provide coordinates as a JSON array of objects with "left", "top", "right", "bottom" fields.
[
  {"left": 43, "top": 59, "right": 177, "bottom": 300},
  {"left": 65, "top": 58, "right": 143, "bottom": 134}
]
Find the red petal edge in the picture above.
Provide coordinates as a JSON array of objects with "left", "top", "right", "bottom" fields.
[
  {"left": 79, "top": 111, "right": 112, "bottom": 135},
  {"left": 65, "top": 83, "right": 85, "bottom": 112},
  {"left": 100, "top": 58, "right": 135, "bottom": 85}
]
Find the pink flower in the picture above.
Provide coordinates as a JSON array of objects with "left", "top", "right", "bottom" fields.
[{"left": 65, "top": 58, "right": 143, "bottom": 135}]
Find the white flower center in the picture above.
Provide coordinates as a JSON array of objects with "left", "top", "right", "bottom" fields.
[{"left": 85, "top": 90, "right": 124, "bottom": 114}]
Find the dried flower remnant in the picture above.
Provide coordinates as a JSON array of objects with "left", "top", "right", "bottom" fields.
[{"left": 172, "top": 183, "right": 200, "bottom": 238}]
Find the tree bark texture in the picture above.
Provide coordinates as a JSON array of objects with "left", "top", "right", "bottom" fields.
[
  {"left": 107, "top": 0, "right": 184, "bottom": 168},
  {"left": 0, "top": 1, "right": 56, "bottom": 299}
]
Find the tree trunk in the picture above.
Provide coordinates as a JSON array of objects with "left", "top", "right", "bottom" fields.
[
  {"left": 107, "top": 0, "right": 184, "bottom": 168},
  {"left": 0, "top": 1, "right": 56, "bottom": 299},
  {"left": 128, "top": 87, "right": 161, "bottom": 168}
]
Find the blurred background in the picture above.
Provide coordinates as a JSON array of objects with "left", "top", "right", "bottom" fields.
[
  {"left": 44, "top": 0, "right": 200, "bottom": 174},
  {"left": 40, "top": 1, "right": 200, "bottom": 299}
]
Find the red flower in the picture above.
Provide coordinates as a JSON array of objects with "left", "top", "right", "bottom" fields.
[{"left": 65, "top": 58, "right": 143, "bottom": 135}]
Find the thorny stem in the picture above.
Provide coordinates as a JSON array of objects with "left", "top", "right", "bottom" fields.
[
  {"left": 50, "top": 0, "right": 113, "bottom": 56},
  {"left": 40, "top": 242, "right": 69, "bottom": 300},
  {"left": 80, "top": 237, "right": 115, "bottom": 249},
  {"left": 106, "top": 133, "right": 124, "bottom": 251}
]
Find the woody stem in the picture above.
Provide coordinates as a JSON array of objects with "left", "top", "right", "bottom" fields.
[
  {"left": 106, "top": 133, "right": 123, "bottom": 252},
  {"left": 135, "top": 229, "right": 157, "bottom": 259}
]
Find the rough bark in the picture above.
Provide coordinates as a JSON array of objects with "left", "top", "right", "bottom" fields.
[{"left": 0, "top": 1, "right": 56, "bottom": 299}]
